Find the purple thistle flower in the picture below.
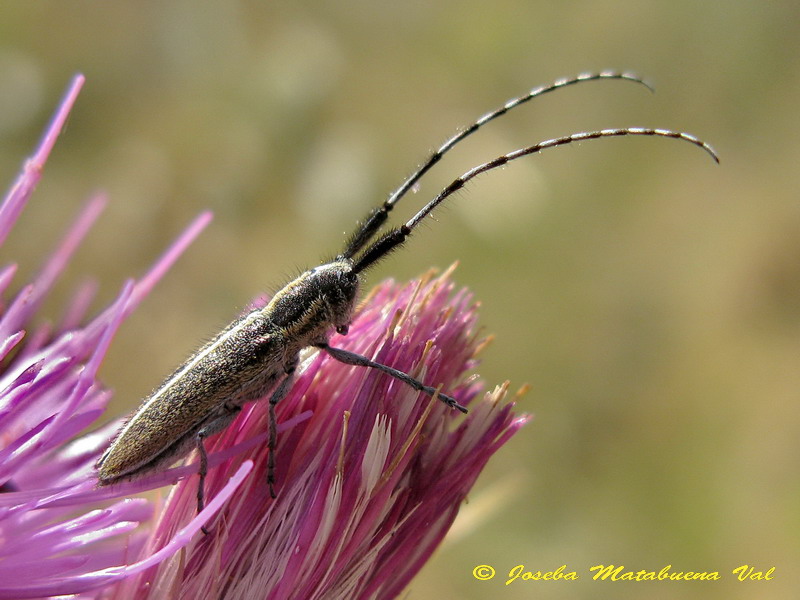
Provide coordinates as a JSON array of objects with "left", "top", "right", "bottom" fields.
[
  {"left": 114, "top": 267, "right": 529, "bottom": 600},
  {"left": 0, "top": 75, "right": 242, "bottom": 599},
  {"left": 0, "top": 75, "right": 528, "bottom": 599}
]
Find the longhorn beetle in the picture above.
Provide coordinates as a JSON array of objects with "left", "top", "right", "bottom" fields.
[{"left": 96, "top": 72, "right": 718, "bottom": 518}]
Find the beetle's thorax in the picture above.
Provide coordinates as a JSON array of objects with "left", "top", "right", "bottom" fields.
[{"left": 263, "top": 259, "right": 360, "bottom": 346}]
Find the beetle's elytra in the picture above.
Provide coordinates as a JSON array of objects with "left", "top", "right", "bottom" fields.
[{"left": 96, "top": 71, "right": 718, "bottom": 521}]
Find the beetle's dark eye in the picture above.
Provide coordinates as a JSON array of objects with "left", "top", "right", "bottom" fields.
[{"left": 336, "top": 325, "right": 349, "bottom": 335}]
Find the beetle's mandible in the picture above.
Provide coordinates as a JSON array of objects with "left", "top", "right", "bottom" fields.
[{"left": 96, "top": 71, "right": 718, "bottom": 520}]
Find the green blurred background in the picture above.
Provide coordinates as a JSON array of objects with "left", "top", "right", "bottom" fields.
[{"left": 1, "top": 2, "right": 798, "bottom": 598}]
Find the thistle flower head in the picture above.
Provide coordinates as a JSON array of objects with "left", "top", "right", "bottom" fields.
[
  {"left": 128, "top": 265, "right": 527, "bottom": 600},
  {"left": 0, "top": 75, "right": 529, "bottom": 599}
]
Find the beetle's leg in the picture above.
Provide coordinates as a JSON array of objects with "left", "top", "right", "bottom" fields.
[
  {"left": 267, "top": 366, "right": 296, "bottom": 498},
  {"left": 195, "top": 404, "right": 242, "bottom": 534},
  {"left": 315, "top": 343, "right": 468, "bottom": 413}
]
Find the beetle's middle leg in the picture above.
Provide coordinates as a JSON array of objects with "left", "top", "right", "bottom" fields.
[{"left": 195, "top": 403, "right": 241, "bottom": 532}]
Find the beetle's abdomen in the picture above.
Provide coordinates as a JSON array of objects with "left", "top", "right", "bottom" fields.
[{"left": 97, "top": 312, "right": 285, "bottom": 483}]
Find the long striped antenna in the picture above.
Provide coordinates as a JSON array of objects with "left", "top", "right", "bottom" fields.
[
  {"left": 352, "top": 127, "right": 718, "bottom": 273},
  {"left": 339, "top": 71, "right": 651, "bottom": 260}
]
